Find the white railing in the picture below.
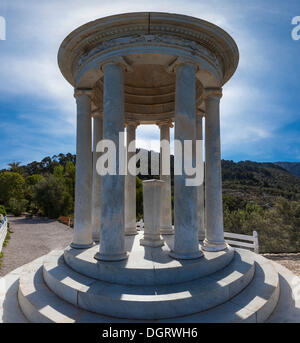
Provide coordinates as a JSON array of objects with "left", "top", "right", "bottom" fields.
[
  {"left": 224, "top": 231, "right": 259, "bottom": 254},
  {"left": 135, "top": 221, "right": 259, "bottom": 254},
  {"left": 0, "top": 216, "right": 8, "bottom": 253}
]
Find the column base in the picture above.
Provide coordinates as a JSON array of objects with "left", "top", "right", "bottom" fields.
[
  {"left": 125, "top": 227, "right": 138, "bottom": 236},
  {"left": 70, "top": 242, "right": 94, "bottom": 249},
  {"left": 202, "top": 239, "right": 229, "bottom": 252},
  {"left": 140, "top": 238, "right": 164, "bottom": 248},
  {"left": 160, "top": 226, "right": 174, "bottom": 235},
  {"left": 169, "top": 250, "right": 203, "bottom": 260},
  {"left": 92, "top": 233, "right": 100, "bottom": 242},
  {"left": 94, "top": 251, "right": 128, "bottom": 262}
]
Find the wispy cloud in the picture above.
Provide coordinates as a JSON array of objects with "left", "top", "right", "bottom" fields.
[{"left": 0, "top": 0, "right": 299, "bottom": 168}]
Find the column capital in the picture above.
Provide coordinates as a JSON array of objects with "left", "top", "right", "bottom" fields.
[
  {"left": 125, "top": 120, "right": 139, "bottom": 128},
  {"left": 166, "top": 57, "right": 198, "bottom": 74},
  {"left": 91, "top": 108, "right": 103, "bottom": 118},
  {"left": 100, "top": 56, "right": 133, "bottom": 73},
  {"left": 197, "top": 109, "right": 206, "bottom": 117},
  {"left": 202, "top": 87, "right": 223, "bottom": 100},
  {"left": 157, "top": 119, "right": 174, "bottom": 128},
  {"left": 74, "top": 88, "right": 93, "bottom": 98}
]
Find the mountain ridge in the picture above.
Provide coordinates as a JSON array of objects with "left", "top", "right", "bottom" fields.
[{"left": 274, "top": 162, "right": 300, "bottom": 178}]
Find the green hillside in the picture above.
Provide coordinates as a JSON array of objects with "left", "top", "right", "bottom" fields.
[
  {"left": 220, "top": 160, "right": 300, "bottom": 253},
  {"left": 274, "top": 162, "right": 300, "bottom": 178},
  {"left": 222, "top": 160, "right": 300, "bottom": 204}
]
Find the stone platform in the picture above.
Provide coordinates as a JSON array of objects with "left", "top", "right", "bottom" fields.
[
  {"left": 1, "top": 233, "right": 300, "bottom": 323},
  {"left": 64, "top": 233, "right": 235, "bottom": 286}
]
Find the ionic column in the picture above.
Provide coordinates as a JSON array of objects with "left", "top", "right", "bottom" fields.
[
  {"left": 158, "top": 120, "right": 174, "bottom": 235},
  {"left": 196, "top": 112, "right": 205, "bottom": 241},
  {"left": 71, "top": 89, "right": 93, "bottom": 249},
  {"left": 170, "top": 62, "right": 203, "bottom": 260},
  {"left": 91, "top": 112, "right": 103, "bottom": 242},
  {"left": 203, "top": 88, "right": 228, "bottom": 252},
  {"left": 125, "top": 121, "right": 138, "bottom": 235},
  {"left": 94, "top": 62, "right": 128, "bottom": 261}
]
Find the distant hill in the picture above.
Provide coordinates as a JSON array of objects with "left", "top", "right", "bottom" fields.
[
  {"left": 274, "top": 162, "right": 300, "bottom": 178},
  {"left": 222, "top": 160, "right": 300, "bottom": 206}
]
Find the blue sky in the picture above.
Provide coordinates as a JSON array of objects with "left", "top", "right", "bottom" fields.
[{"left": 0, "top": 0, "right": 299, "bottom": 169}]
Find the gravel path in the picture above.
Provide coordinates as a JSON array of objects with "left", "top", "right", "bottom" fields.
[
  {"left": 263, "top": 254, "right": 300, "bottom": 277},
  {"left": 0, "top": 215, "right": 73, "bottom": 276}
]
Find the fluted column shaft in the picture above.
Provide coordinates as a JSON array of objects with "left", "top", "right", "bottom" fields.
[
  {"left": 170, "top": 63, "right": 203, "bottom": 260},
  {"left": 203, "top": 88, "right": 227, "bottom": 252},
  {"left": 125, "top": 122, "right": 138, "bottom": 235},
  {"left": 196, "top": 113, "right": 205, "bottom": 241},
  {"left": 94, "top": 63, "right": 127, "bottom": 261},
  {"left": 71, "top": 90, "right": 93, "bottom": 249},
  {"left": 92, "top": 114, "right": 103, "bottom": 242},
  {"left": 159, "top": 122, "right": 174, "bottom": 235}
]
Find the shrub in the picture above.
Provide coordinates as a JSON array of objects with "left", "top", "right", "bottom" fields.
[
  {"left": 224, "top": 197, "right": 300, "bottom": 253},
  {"left": 8, "top": 198, "right": 28, "bottom": 216},
  {"left": 24, "top": 174, "right": 44, "bottom": 204},
  {"left": 0, "top": 172, "right": 25, "bottom": 207},
  {"left": 28, "top": 202, "right": 39, "bottom": 215},
  {"left": 0, "top": 205, "right": 7, "bottom": 216},
  {"left": 33, "top": 175, "right": 73, "bottom": 218}
]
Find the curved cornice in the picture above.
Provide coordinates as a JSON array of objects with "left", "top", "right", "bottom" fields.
[{"left": 58, "top": 12, "right": 239, "bottom": 87}]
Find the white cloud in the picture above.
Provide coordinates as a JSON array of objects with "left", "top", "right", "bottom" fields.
[{"left": 0, "top": 0, "right": 297, "bottom": 167}]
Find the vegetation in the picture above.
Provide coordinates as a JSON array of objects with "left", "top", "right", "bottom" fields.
[
  {"left": 8, "top": 198, "right": 28, "bottom": 216},
  {"left": 221, "top": 160, "right": 300, "bottom": 253},
  {"left": 0, "top": 153, "right": 299, "bottom": 253},
  {"left": 275, "top": 162, "right": 300, "bottom": 178},
  {"left": 0, "top": 205, "right": 7, "bottom": 217},
  {"left": 0, "top": 154, "right": 76, "bottom": 218},
  {"left": 0, "top": 171, "right": 25, "bottom": 207},
  {"left": 33, "top": 174, "right": 73, "bottom": 218},
  {"left": 223, "top": 197, "right": 300, "bottom": 253}
]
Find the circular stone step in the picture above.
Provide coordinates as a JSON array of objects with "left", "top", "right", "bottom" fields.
[
  {"left": 16, "top": 249, "right": 280, "bottom": 323},
  {"left": 63, "top": 233, "right": 235, "bottom": 286},
  {"left": 43, "top": 250, "right": 254, "bottom": 320}
]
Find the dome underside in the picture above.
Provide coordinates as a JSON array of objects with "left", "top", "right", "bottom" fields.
[{"left": 92, "top": 64, "right": 203, "bottom": 124}]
